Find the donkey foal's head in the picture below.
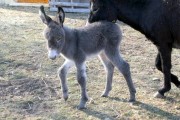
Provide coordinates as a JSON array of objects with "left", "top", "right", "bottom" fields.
[{"left": 39, "top": 6, "right": 65, "bottom": 60}]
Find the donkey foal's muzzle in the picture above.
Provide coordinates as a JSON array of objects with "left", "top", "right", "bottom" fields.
[{"left": 48, "top": 49, "right": 58, "bottom": 60}]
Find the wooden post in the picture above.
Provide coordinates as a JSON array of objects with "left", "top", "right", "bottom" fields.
[{"left": 49, "top": 0, "right": 90, "bottom": 13}]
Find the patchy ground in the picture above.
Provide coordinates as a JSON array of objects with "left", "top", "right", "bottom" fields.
[{"left": 0, "top": 5, "right": 179, "bottom": 120}]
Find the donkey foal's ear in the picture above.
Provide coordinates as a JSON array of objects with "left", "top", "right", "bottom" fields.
[
  {"left": 57, "top": 7, "right": 65, "bottom": 24},
  {"left": 39, "top": 5, "right": 52, "bottom": 25}
]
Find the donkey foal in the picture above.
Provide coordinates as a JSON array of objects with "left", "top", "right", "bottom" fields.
[{"left": 39, "top": 6, "right": 136, "bottom": 109}]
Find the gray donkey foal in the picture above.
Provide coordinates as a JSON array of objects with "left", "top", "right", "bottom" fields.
[{"left": 39, "top": 6, "right": 136, "bottom": 109}]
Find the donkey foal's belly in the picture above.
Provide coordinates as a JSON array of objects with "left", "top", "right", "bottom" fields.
[{"left": 86, "top": 51, "right": 102, "bottom": 60}]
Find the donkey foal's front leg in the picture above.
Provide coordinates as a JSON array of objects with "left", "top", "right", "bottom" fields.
[
  {"left": 58, "top": 60, "right": 74, "bottom": 101},
  {"left": 76, "top": 63, "right": 89, "bottom": 109}
]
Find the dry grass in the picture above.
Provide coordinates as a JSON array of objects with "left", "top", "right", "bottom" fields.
[{"left": 0, "top": 5, "right": 179, "bottom": 120}]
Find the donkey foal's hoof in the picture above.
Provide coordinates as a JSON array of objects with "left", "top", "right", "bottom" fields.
[
  {"left": 77, "top": 105, "right": 86, "bottom": 110},
  {"left": 63, "top": 95, "right": 68, "bottom": 101},
  {"left": 101, "top": 94, "right": 108, "bottom": 97},
  {"left": 154, "top": 92, "right": 165, "bottom": 98},
  {"left": 129, "top": 98, "right": 136, "bottom": 103},
  {"left": 77, "top": 100, "right": 87, "bottom": 110}
]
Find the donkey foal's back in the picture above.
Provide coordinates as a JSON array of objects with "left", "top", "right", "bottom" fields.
[{"left": 39, "top": 6, "right": 136, "bottom": 109}]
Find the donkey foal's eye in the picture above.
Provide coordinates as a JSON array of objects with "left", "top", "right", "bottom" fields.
[
  {"left": 56, "top": 38, "right": 62, "bottom": 44},
  {"left": 56, "top": 39, "right": 60, "bottom": 43}
]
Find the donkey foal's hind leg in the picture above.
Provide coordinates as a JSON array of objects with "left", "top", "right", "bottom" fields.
[
  {"left": 99, "top": 53, "right": 114, "bottom": 97},
  {"left": 58, "top": 60, "right": 74, "bottom": 101},
  {"left": 105, "top": 49, "right": 136, "bottom": 102}
]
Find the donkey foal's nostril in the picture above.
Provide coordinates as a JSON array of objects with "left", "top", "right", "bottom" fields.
[{"left": 50, "top": 56, "right": 56, "bottom": 60}]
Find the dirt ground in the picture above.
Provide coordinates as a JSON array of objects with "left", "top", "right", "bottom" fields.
[{"left": 0, "top": 5, "right": 179, "bottom": 120}]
